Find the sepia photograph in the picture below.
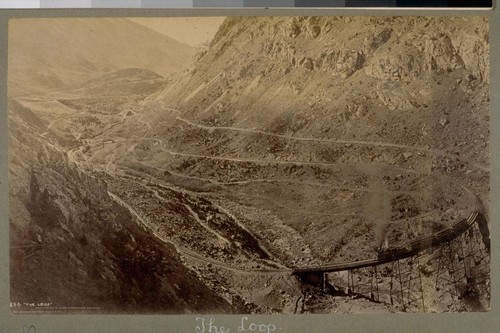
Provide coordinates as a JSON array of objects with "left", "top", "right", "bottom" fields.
[{"left": 8, "top": 16, "right": 490, "bottom": 314}]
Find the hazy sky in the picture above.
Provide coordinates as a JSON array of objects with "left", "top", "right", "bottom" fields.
[{"left": 129, "top": 17, "right": 225, "bottom": 47}]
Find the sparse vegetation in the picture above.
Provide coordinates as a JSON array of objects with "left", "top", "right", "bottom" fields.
[{"left": 9, "top": 16, "right": 489, "bottom": 314}]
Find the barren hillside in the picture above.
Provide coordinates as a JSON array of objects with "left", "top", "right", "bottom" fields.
[
  {"left": 8, "top": 16, "right": 490, "bottom": 314},
  {"left": 8, "top": 18, "right": 196, "bottom": 95},
  {"left": 158, "top": 16, "right": 489, "bottom": 175}
]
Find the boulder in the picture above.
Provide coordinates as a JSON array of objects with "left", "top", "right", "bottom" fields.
[{"left": 439, "top": 117, "right": 449, "bottom": 127}]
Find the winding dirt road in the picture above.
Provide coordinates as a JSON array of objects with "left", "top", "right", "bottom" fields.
[
  {"left": 165, "top": 107, "right": 489, "bottom": 173},
  {"left": 107, "top": 190, "right": 291, "bottom": 275}
]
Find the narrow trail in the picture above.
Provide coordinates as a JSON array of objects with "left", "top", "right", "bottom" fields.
[
  {"left": 40, "top": 118, "right": 62, "bottom": 138},
  {"left": 130, "top": 159, "right": 424, "bottom": 195},
  {"left": 9, "top": 93, "right": 489, "bottom": 317},
  {"left": 127, "top": 160, "right": 429, "bottom": 219},
  {"left": 212, "top": 202, "right": 277, "bottom": 260},
  {"left": 158, "top": 144, "right": 422, "bottom": 171},
  {"left": 137, "top": 180, "right": 284, "bottom": 268},
  {"left": 107, "top": 190, "right": 291, "bottom": 275},
  {"left": 163, "top": 107, "right": 489, "bottom": 173},
  {"left": 73, "top": 105, "right": 488, "bottom": 178},
  {"left": 137, "top": 113, "right": 152, "bottom": 138},
  {"left": 19, "top": 96, "right": 489, "bottom": 281},
  {"left": 59, "top": 128, "right": 281, "bottom": 274}
]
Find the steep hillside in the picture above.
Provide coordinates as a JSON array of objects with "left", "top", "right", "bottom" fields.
[
  {"left": 158, "top": 16, "right": 489, "bottom": 174},
  {"left": 8, "top": 18, "right": 196, "bottom": 95},
  {"left": 8, "top": 100, "right": 235, "bottom": 314},
  {"left": 8, "top": 16, "right": 490, "bottom": 314},
  {"left": 125, "top": 16, "right": 489, "bottom": 266}
]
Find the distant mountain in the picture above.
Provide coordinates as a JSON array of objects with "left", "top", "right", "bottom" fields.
[{"left": 8, "top": 18, "right": 196, "bottom": 96}]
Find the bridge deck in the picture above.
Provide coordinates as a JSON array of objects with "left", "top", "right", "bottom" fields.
[{"left": 293, "top": 210, "right": 480, "bottom": 275}]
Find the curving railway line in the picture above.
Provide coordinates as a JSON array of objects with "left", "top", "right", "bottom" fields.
[
  {"left": 288, "top": 202, "right": 490, "bottom": 312},
  {"left": 292, "top": 207, "right": 489, "bottom": 276},
  {"left": 24, "top": 98, "right": 489, "bottom": 310},
  {"left": 110, "top": 172, "right": 489, "bottom": 285},
  {"left": 109, "top": 168, "right": 489, "bottom": 288}
]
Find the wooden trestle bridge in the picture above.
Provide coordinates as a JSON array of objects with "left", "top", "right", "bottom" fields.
[{"left": 292, "top": 208, "right": 490, "bottom": 312}]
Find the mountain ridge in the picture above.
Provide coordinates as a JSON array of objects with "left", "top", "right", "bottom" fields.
[
  {"left": 153, "top": 16, "right": 489, "bottom": 175},
  {"left": 8, "top": 17, "right": 197, "bottom": 96}
]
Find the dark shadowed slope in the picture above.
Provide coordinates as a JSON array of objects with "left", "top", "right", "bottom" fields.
[{"left": 9, "top": 99, "right": 235, "bottom": 314}]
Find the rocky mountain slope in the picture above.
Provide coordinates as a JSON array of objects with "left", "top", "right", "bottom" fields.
[
  {"left": 8, "top": 16, "right": 490, "bottom": 314},
  {"left": 157, "top": 16, "right": 489, "bottom": 177},
  {"left": 8, "top": 18, "right": 196, "bottom": 96},
  {"left": 9, "top": 88, "right": 235, "bottom": 314},
  {"left": 129, "top": 16, "right": 489, "bottom": 263}
]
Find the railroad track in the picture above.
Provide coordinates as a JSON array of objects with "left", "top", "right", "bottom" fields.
[
  {"left": 292, "top": 207, "right": 486, "bottom": 275},
  {"left": 110, "top": 177, "right": 488, "bottom": 278},
  {"left": 25, "top": 103, "right": 488, "bottom": 279}
]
